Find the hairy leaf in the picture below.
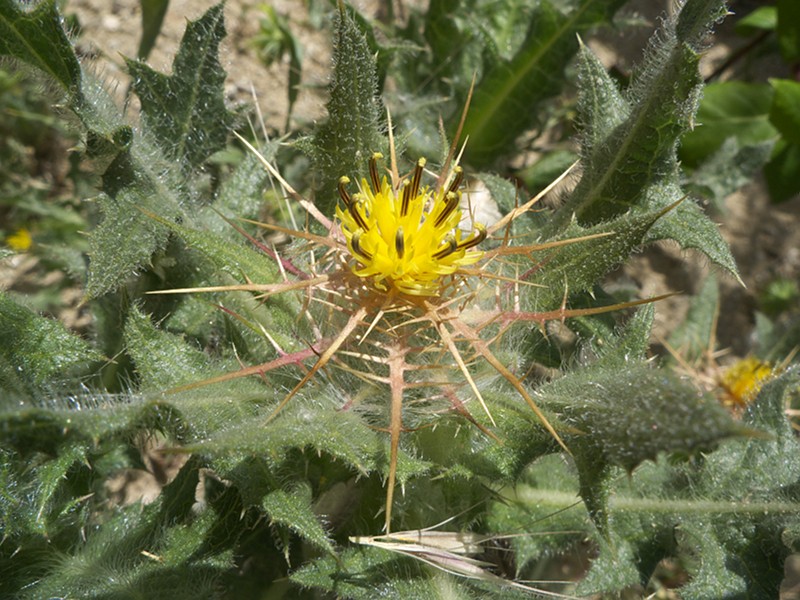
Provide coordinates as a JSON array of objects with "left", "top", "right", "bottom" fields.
[
  {"left": 87, "top": 139, "right": 183, "bottom": 297},
  {"left": 0, "top": 0, "right": 81, "bottom": 93},
  {"left": 550, "top": 0, "right": 738, "bottom": 276},
  {"left": 127, "top": 3, "right": 233, "bottom": 168},
  {"left": 310, "top": 3, "right": 384, "bottom": 217},
  {"left": 526, "top": 205, "right": 668, "bottom": 311},
  {"left": 0, "top": 292, "right": 101, "bottom": 395},
  {"left": 262, "top": 483, "right": 334, "bottom": 555}
]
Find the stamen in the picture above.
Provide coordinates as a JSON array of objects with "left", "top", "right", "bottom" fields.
[
  {"left": 457, "top": 223, "right": 487, "bottom": 251},
  {"left": 434, "top": 191, "right": 460, "bottom": 228},
  {"left": 447, "top": 166, "right": 464, "bottom": 194},
  {"left": 400, "top": 180, "right": 411, "bottom": 217},
  {"left": 410, "top": 158, "right": 426, "bottom": 199},
  {"left": 349, "top": 194, "right": 370, "bottom": 231},
  {"left": 338, "top": 176, "right": 351, "bottom": 206},
  {"left": 433, "top": 235, "right": 458, "bottom": 259},
  {"left": 351, "top": 229, "right": 372, "bottom": 260},
  {"left": 369, "top": 152, "right": 383, "bottom": 193},
  {"left": 395, "top": 227, "right": 405, "bottom": 259}
]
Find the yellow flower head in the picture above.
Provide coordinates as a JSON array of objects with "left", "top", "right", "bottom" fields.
[
  {"left": 335, "top": 153, "right": 485, "bottom": 296},
  {"left": 720, "top": 356, "right": 775, "bottom": 407},
  {"left": 6, "top": 228, "right": 32, "bottom": 252}
]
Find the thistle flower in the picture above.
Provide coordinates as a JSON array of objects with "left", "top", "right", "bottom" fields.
[{"left": 154, "top": 133, "right": 660, "bottom": 532}]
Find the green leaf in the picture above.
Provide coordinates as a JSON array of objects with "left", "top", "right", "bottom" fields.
[
  {"left": 262, "top": 484, "right": 334, "bottom": 555},
  {"left": 526, "top": 205, "right": 669, "bottom": 311},
  {"left": 777, "top": 0, "right": 800, "bottom": 63},
  {"left": 644, "top": 184, "right": 739, "bottom": 277},
  {"left": 310, "top": 3, "right": 384, "bottom": 217},
  {"left": 124, "top": 305, "right": 216, "bottom": 391},
  {"left": 666, "top": 274, "right": 718, "bottom": 365},
  {"left": 190, "top": 398, "right": 376, "bottom": 476},
  {"left": 551, "top": 0, "right": 736, "bottom": 263},
  {"left": 149, "top": 213, "right": 280, "bottom": 285},
  {"left": 292, "top": 547, "right": 483, "bottom": 600},
  {"left": 127, "top": 3, "right": 233, "bottom": 168},
  {"left": 463, "top": 0, "right": 626, "bottom": 167},
  {"left": 138, "top": 0, "right": 170, "bottom": 60},
  {"left": 687, "top": 137, "right": 773, "bottom": 207},
  {"left": 680, "top": 81, "right": 777, "bottom": 167},
  {"left": 0, "top": 292, "right": 101, "bottom": 395},
  {"left": 554, "top": 40, "right": 702, "bottom": 226},
  {"left": 769, "top": 78, "right": 800, "bottom": 144},
  {"left": 735, "top": 6, "right": 776, "bottom": 35},
  {"left": 0, "top": 0, "right": 81, "bottom": 93},
  {"left": 765, "top": 139, "right": 800, "bottom": 203},
  {"left": 87, "top": 140, "right": 183, "bottom": 297}
]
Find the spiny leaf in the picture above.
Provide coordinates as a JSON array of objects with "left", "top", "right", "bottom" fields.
[
  {"left": 188, "top": 398, "right": 377, "bottom": 476},
  {"left": 643, "top": 182, "right": 739, "bottom": 277},
  {"left": 127, "top": 3, "right": 233, "bottom": 168},
  {"left": 555, "top": 41, "right": 701, "bottom": 226},
  {"left": 549, "top": 0, "right": 739, "bottom": 277},
  {"left": 526, "top": 205, "right": 668, "bottom": 311},
  {"left": 19, "top": 493, "right": 229, "bottom": 600},
  {"left": 0, "top": 0, "right": 81, "bottom": 94},
  {"left": 0, "top": 292, "right": 101, "bottom": 395},
  {"left": 87, "top": 138, "right": 183, "bottom": 297},
  {"left": 310, "top": 3, "right": 384, "bottom": 217},
  {"left": 291, "top": 546, "right": 492, "bottom": 600},
  {"left": 262, "top": 484, "right": 335, "bottom": 555},
  {"left": 124, "top": 305, "right": 216, "bottom": 391}
]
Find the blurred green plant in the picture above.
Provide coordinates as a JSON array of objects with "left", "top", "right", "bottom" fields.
[
  {"left": 681, "top": 0, "right": 800, "bottom": 204},
  {"left": 0, "top": 1, "right": 798, "bottom": 599}
]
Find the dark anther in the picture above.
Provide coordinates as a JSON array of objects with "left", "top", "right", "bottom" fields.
[
  {"left": 351, "top": 229, "right": 372, "bottom": 260},
  {"left": 432, "top": 235, "right": 458, "bottom": 259},
  {"left": 457, "top": 224, "right": 487, "bottom": 251},
  {"left": 338, "top": 176, "right": 352, "bottom": 206},
  {"left": 434, "top": 191, "right": 460, "bottom": 228},
  {"left": 348, "top": 194, "right": 369, "bottom": 231},
  {"left": 410, "top": 158, "right": 426, "bottom": 199},
  {"left": 447, "top": 166, "right": 464, "bottom": 195},
  {"left": 369, "top": 152, "right": 383, "bottom": 193},
  {"left": 401, "top": 180, "right": 411, "bottom": 217},
  {"left": 395, "top": 227, "right": 405, "bottom": 259}
]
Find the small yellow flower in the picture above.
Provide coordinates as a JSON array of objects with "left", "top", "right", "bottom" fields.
[
  {"left": 6, "top": 228, "right": 32, "bottom": 252},
  {"left": 719, "top": 356, "right": 775, "bottom": 407},
  {"left": 335, "top": 153, "right": 485, "bottom": 296}
]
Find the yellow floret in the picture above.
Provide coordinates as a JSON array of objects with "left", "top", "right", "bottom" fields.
[{"left": 336, "top": 154, "right": 484, "bottom": 296}]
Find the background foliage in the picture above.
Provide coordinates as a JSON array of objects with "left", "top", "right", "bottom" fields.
[{"left": 1, "top": 0, "right": 799, "bottom": 598}]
